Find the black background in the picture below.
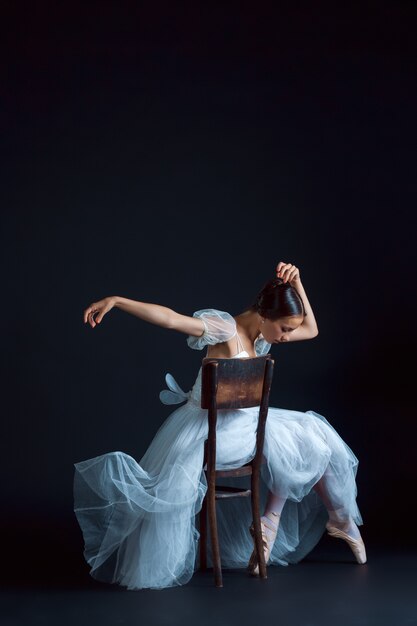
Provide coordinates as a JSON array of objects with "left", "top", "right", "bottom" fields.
[{"left": 2, "top": 2, "right": 416, "bottom": 585}]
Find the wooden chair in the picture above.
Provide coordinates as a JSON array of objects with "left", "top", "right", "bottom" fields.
[{"left": 198, "top": 354, "right": 275, "bottom": 587}]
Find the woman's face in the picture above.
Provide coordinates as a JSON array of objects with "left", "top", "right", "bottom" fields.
[{"left": 261, "top": 315, "right": 304, "bottom": 344}]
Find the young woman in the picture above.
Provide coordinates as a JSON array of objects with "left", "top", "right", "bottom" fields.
[{"left": 74, "top": 261, "right": 366, "bottom": 590}]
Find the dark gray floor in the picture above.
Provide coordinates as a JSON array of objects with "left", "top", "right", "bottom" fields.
[{"left": 3, "top": 544, "right": 417, "bottom": 626}]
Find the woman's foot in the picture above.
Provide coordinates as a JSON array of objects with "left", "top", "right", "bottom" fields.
[
  {"left": 247, "top": 511, "right": 280, "bottom": 576},
  {"left": 326, "top": 518, "right": 367, "bottom": 564}
]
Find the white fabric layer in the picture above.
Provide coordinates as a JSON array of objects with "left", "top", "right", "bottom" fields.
[
  {"left": 186, "top": 309, "right": 237, "bottom": 350},
  {"left": 73, "top": 308, "right": 363, "bottom": 590}
]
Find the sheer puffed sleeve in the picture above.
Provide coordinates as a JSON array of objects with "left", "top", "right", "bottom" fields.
[
  {"left": 255, "top": 334, "right": 271, "bottom": 356},
  {"left": 186, "top": 309, "right": 237, "bottom": 350}
]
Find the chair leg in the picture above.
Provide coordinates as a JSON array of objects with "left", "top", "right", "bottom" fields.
[
  {"left": 251, "top": 472, "right": 267, "bottom": 579},
  {"left": 208, "top": 487, "right": 223, "bottom": 587},
  {"left": 199, "top": 497, "right": 207, "bottom": 571}
]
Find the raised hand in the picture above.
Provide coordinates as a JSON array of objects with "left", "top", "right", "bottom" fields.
[
  {"left": 83, "top": 296, "right": 115, "bottom": 328},
  {"left": 276, "top": 261, "right": 301, "bottom": 286}
]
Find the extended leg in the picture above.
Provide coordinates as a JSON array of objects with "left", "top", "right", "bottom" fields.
[
  {"left": 247, "top": 488, "right": 285, "bottom": 576},
  {"left": 313, "top": 469, "right": 367, "bottom": 563},
  {"left": 261, "top": 491, "right": 287, "bottom": 550},
  {"left": 313, "top": 472, "right": 361, "bottom": 539},
  {"left": 261, "top": 488, "right": 286, "bottom": 549},
  {"left": 263, "top": 488, "right": 287, "bottom": 516}
]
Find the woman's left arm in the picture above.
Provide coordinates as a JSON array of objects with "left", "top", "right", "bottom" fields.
[{"left": 276, "top": 262, "right": 319, "bottom": 340}]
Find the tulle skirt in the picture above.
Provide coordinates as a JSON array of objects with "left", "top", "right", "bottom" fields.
[{"left": 73, "top": 398, "right": 363, "bottom": 590}]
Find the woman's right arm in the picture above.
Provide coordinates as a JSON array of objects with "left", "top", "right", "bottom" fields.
[{"left": 84, "top": 295, "right": 205, "bottom": 337}]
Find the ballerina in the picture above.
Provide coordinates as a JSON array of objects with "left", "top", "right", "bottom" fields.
[{"left": 74, "top": 260, "right": 366, "bottom": 591}]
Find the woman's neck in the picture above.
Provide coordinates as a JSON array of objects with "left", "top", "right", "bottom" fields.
[{"left": 234, "top": 309, "right": 263, "bottom": 344}]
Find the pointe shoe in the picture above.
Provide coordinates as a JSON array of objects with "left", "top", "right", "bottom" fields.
[
  {"left": 247, "top": 512, "right": 280, "bottom": 576},
  {"left": 326, "top": 521, "right": 367, "bottom": 564}
]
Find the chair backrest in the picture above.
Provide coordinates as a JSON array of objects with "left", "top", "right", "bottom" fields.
[{"left": 201, "top": 355, "right": 274, "bottom": 473}]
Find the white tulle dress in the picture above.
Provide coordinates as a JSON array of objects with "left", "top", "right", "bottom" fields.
[{"left": 73, "top": 309, "right": 363, "bottom": 590}]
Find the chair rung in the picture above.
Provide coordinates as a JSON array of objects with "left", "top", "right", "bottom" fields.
[
  {"left": 215, "top": 466, "right": 253, "bottom": 478},
  {"left": 215, "top": 485, "right": 250, "bottom": 493},
  {"left": 215, "top": 487, "right": 251, "bottom": 499}
]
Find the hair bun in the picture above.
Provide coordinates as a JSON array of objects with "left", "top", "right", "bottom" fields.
[{"left": 251, "top": 275, "right": 305, "bottom": 320}]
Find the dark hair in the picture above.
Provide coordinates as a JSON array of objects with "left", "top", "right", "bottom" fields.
[{"left": 249, "top": 277, "right": 306, "bottom": 320}]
